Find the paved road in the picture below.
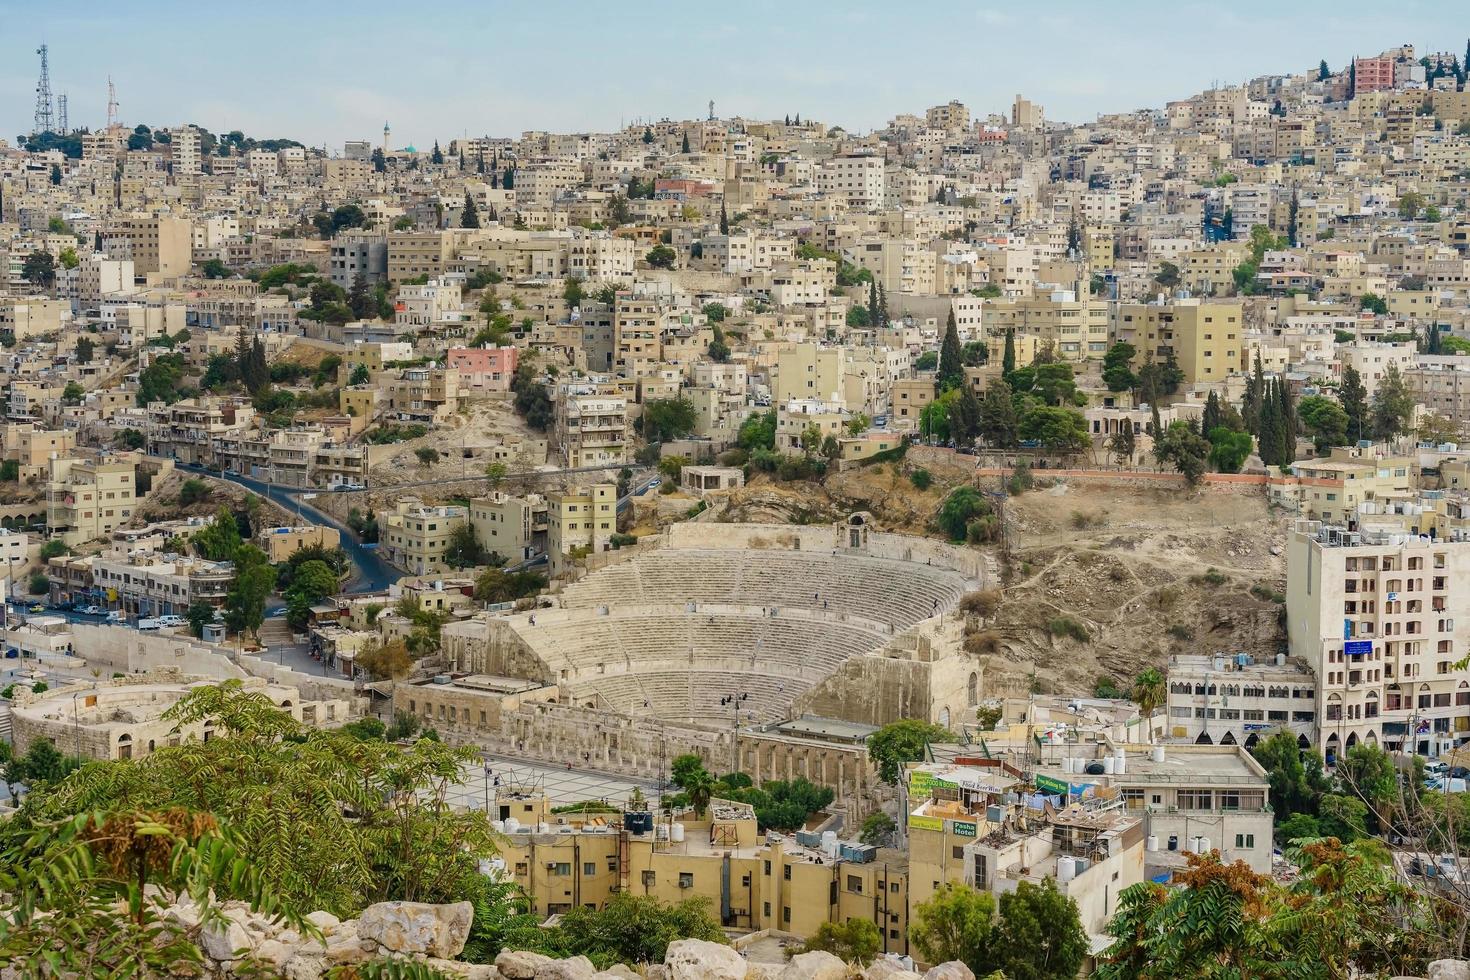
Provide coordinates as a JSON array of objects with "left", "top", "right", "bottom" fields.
[{"left": 203, "top": 468, "right": 400, "bottom": 594}]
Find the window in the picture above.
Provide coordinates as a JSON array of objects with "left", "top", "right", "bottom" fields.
[
  {"left": 1235, "top": 833, "right": 1255, "bottom": 849},
  {"left": 553, "top": 863, "right": 571, "bottom": 876},
  {"left": 847, "top": 874, "right": 863, "bottom": 893},
  {"left": 642, "top": 871, "right": 656, "bottom": 887},
  {"left": 783, "top": 865, "right": 791, "bottom": 880},
  {"left": 952, "top": 845, "right": 965, "bottom": 859},
  {"left": 583, "top": 863, "right": 596, "bottom": 876},
  {"left": 678, "top": 872, "right": 694, "bottom": 888}
]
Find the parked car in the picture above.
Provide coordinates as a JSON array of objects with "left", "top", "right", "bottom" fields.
[
  {"left": 105, "top": 610, "right": 126, "bottom": 624},
  {"left": 137, "top": 618, "right": 162, "bottom": 631},
  {"left": 28, "top": 604, "right": 45, "bottom": 613},
  {"left": 78, "top": 605, "right": 103, "bottom": 616}
]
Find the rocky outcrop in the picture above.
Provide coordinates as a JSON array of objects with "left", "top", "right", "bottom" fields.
[{"left": 168, "top": 899, "right": 982, "bottom": 980}]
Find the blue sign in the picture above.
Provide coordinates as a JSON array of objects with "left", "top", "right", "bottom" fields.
[{"left": 1344, "top": 640, "right": 1373, "bottom": 657}]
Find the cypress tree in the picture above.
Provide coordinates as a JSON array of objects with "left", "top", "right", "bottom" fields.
[
  {"left": 868, "top": 280, "right": 878, "bottom": 321},
  {"left": 1340, "top": 366, "right": 1368, "bottom": 444},
  {"left": 1202, "top": 391, "right": 1221, "bottom": 436},
  {"left": 681, "top": 131, "right": 691, "bottom": 154},
  {"left": 719, "top": 204, "right": 729, "bottom": 236},
  {"left": 877, "top": 283, "right": 889, "bottom": 326},
  {"left": 1277, "top": 376, "right": 1297, "bottom": 465},
  {"left": 461, "top": 194, "right": 480, "bottom": 229},
  {"left": 1002, "top": 328, "right": 1017, "bottom": 378},
  {"left": 937, "top": 311, "right": 964, "bottom": 392}
]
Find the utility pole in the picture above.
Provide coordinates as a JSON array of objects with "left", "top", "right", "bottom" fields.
[
  {"left": 106, "top": 76, "right": 119, "bottom": 130},
  {"left": 34, "top": 44, "right": 54, "bottom": 135},
  {"left": 57, "top": 94, "right": 68, "bottom": 136}
]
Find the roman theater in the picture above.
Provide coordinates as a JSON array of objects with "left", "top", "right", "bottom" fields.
[{"left": 410, "top": 516, "right": 986, "bottom": 807}]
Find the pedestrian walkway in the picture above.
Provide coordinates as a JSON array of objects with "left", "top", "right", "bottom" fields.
[{"left": 444, "top": 754, "right": 659, "bottom": 813}]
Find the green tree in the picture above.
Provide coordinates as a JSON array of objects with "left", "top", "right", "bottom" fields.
[
  {"left": 1298, "top": 395, "right": 1350, "bottom": 452},
  {"left": 936, "top": 311, "right": 965, "bottom": 391},
  {"left": 1154, "top": 261, "right": 1180, "bottom": 290},
  {"left": 1001, "top": 328, "right": 1016, "bottom": 377},
  {"left": 1154, "top": 420, "right": 1211, "bottom": 485},
  {"left": 74, "top": 335, "right": 95, "bottom": 364},
  {"left": 1369, "top": 363, "right": 1415, "bottom": 441},
  {"left": 1249, "top": 730, "right": 1330, "bottom": 823},
  {"left": 868, "top": 719, "right": 949, "bottom": 784},
  {"left": 224, "top": 545, "right": 275, "bottom": 641},
  {"left": 1101, "top": 342, "right": 1137, "bottom": 392},
  {"left": 1208, "top": 427, "right": 1253, "bottom": 473},
  {"left": 640, "top": 398, "right": 698, "bottom": 443},
  {"left": 858, "top": 811, "right": 897, "bottom": 848},
  {"left": 1359, "top": 292, "right": 1389, "bottom": 315},
  {"left": 645, "top": 244, "right": 677, "bottom": 269},
  {"left": 538, "top": 894, "right": 725, "bottom": 967},
  {"left": 910, "top": 881, "right": 996, "bottom": 969},
  {"left": 443, "top": 524, "right": 483, "bottom": 570},
  {"left": 949, "top": 384, "right": 983, "bottom": 446},
  {"left": 989, "top": 878, "right": 1088, "bottom": 980},
  {"left": 1339, "top": 366, "right": 1368, "bottom": 443},
  {"left": 1132, "top": 668, "right": 1166, "bottom": 732},
  {"left": 21, "top": 251, "right": 56, "bottom": 288},
  {"left": 461, "top": 194, "right": 480, "bottom": 229},
  {"left": 979, "top": 380, "right": 1019, "bottom": 448},
  {"left": 191, "top": 507, "right": 243, "bottom": 561},
  {"left": 797, "top": 919, "right": 882, "bottom": 964},
  {"left": 1108, "top": 424, "right": 1136, "bottom": 465},
  {"left": 1018, "top": 406, "right": 1088, "bottom": 454},
  {"left": 937, "top": 485, "right": 992, "bottom": 541},
  {"left": 185, "top": 600, "right": 216, "bottom": 638}
]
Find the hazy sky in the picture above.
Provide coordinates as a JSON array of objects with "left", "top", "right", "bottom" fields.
[{"left": 3, "top": 0, "right": 1467, "bottom": 150}]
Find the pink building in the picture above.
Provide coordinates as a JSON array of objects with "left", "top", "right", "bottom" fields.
[
  {"left": 446, "top": 345, "right": 519, "bottom": 392},
  {"left": 1353, "top": 56, "right": 1395, "bottom": 95}
]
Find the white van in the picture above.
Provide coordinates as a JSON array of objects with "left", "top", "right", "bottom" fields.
[
  {"left": 156, "top": 614, "right": 186, "bottom": 628},
  {"left": 137, "top": 618, "right": 162, "bottom": 631}
]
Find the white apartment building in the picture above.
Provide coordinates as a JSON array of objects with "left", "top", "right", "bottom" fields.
[
  {"left": 554, "top": 394, "right": 628, "bottom": 468},
  {"left": 395, "top": 278, "right": 463, "bottom": 328},
  {"left": 1165, "top": 654, "right": 1318, "bottom": 751},
  {"left": 817, "top": 154, "right": 886, "bottom": 211},
  {"left": 1287, "top": 520, "right": 1470, "bottom": 763}
]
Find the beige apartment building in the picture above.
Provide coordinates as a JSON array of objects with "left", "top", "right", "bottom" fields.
[
  {"left": 3, "top": 424, "right": 75, "bottom": 481},
  {"left": 469, "top": 491, "right": 548, "bottom": 563},
  {"left": 258, "top": 525, "right": 342, "bottom": 563},
  {"left": 107, "top": 215, "right": 191, "bottom": 280},
  {"left": 490, "top": 795, "right": 911, "bottom": 954},
  {"left": 546, "top": 484, "right": 615, "bottom": 577},
  {"left": 381, "top": 500, "right": 470, "bottom": 575},
  {"left": 555, "top": 394, "right": 627, "bottom": 468},
  {"left": 1111, "top": 300, "right": 1244, "bottom": 385},
  {"left": 1287, "top": 520, "right": 1470, "bottom": 763},
  {"left": 45, "top": 455, "right": 137, "bottom": 546}
]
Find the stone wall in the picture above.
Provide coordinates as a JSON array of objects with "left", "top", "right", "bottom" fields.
[{"left": 71, "top": 623, "right": 249, "bottom": 681}]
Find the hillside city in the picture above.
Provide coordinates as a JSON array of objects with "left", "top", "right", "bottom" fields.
[{"left": 4, "top": 28, "right": 1470, "bottom": 980}]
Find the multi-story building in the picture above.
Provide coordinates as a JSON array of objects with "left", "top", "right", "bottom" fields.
[
  {"left": 546, "top": 484, "right": 616, "bottom": 577},
  {"left": 106, "top": 215, "right": 192, "bottom": 280},
  {"left": 469, "top": 491, "right": 547, "bottom": 563},
  {"left": 45, "top": 455, "right": 138, "bottom": 547},
  {"left": 446, "top": 345, "right": 518, "bottom": 393},
  {"left": 257, "top": 525, "right": 342, "bottom": 563},
  {"left": 380, "top": 499, "right": 470, "bottom": 575},
  {"left": 1287, "top": 519, "right": 1470, "bottom": 762},
  {"left": 817, "top": 154, "right": 886, "bottom": 211},
  {"left": 329, "top": 231, "right": 388, "bottom": 290},
  {"left": 1353, "top": 56, "right": 1395, "bottom": 95},
  {"left": 1111, "top": 300, "right": 1244, "bottom": 386},
  {"left": 1164, "top": 653, "right": 1318, "bottom": 750},
  {"left": 89, "top": 549, "right": 234, "bottom": 617},
  {"left": 555, "top": 394, "right": 627, "bottom": 468},
  {"left": 493, "top": 794, "right": 911, "bottom": 953}
]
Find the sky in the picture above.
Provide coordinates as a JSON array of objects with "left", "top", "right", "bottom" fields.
[{"left": 2, "top": 0, "right": 1467, "bottom": 151}]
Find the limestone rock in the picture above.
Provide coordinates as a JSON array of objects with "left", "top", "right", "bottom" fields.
[
  {"left": 357, "top": 900, "right": 474, "bottom": 958},
  {"left": 305, "top": 910, "right": 343, "bottom": 935},
  {"left": 665, "top": 939, "right": 747, "bottom": 980},
  {"left": 863, "top": 963, "right": 920, "bottom": 980},
  {"left": 780, "top": 951, "right": 847, "bottom": 980},
  {"left": 253, "top": 939, "right": 294, "bottom": 969},
  {"left": 324, "top": 935, "right": 375, "bottom": 965},
  {"left": 644, "top": 963, "right": 671, "bottom": 980},
  {"left": 429, "top": 957, "right": 500, "bottom": 980},
  {"left": 536, "top": 955, "right": 597, "bottom": 980},
  {"left": 922, "top": 964, "right": 974, "bottom": 980},
  {"left": 744, "top": 964, "right": 784, "bottom": 980},
  {"left": 1430, "top": 961, "right": 1470, "bottom": 980},
  {"left": 200, "top": 917, "right": 254, "bottom": 962},
  {"left": 592, "top": 966, "right": 640, "bottom": 980},
  {"left": 284, "top": 952, "right": 328, "bottom": 980},
  {"left": 498, "top": 950, "right": 557, "bottom": 979}
]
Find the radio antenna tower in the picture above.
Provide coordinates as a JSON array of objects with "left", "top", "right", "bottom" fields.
[
  {"left": 107, "top": 76, "right": 119, "bottom": 129},
  {"left": 34, "top": 44, "right": 55, "bottom": 134},
  {"left": 57, "top": 94, "right": 68, "bottom": 135}
]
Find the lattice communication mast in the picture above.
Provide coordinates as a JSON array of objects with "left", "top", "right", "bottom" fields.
[{"left": 34, "top": 44, "right": 55, "bottom": 134}]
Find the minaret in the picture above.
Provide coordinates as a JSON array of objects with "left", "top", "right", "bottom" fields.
[{"left": 382, "top": 122, "right": 391, "bottom": 155}]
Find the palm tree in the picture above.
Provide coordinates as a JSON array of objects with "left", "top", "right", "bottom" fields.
[
  {"left": 1133, "top": 668, "right": 1166, "bottom": 742},
  {"left": 685, "top": 769, "right": 716, "bottom": 817}
]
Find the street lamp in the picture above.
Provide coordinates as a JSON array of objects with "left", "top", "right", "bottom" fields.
[{"left": 720, "top": 693, "right": 748, "bottom": 773}]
